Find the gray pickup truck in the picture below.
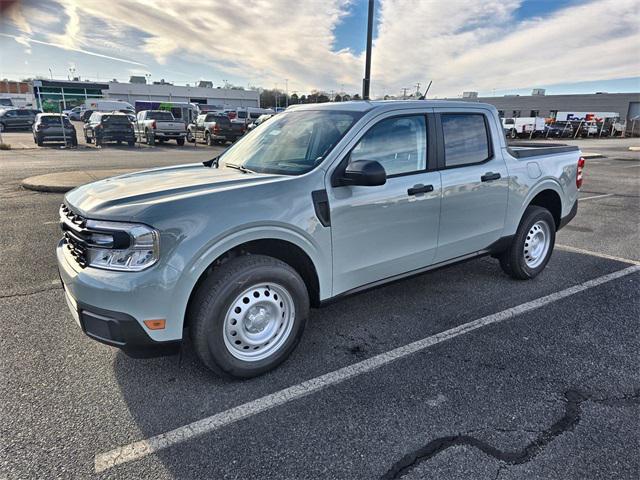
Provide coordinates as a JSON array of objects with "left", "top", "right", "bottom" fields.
[{"left": 57, "top": 101, "right": 583, "bottom": 378}]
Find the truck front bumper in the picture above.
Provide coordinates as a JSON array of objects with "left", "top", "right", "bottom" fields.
[{"left": 57, "top": 241, "right": 182, "bottom": 358}]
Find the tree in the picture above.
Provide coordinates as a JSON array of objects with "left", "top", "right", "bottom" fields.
[
  {"left": 352, "top": 93, "right": 361, "bottom": 100},
  {"left": 333, "top": 94, "right": 342, "bottom": 102},
  {"left": 342, "top": 94, "right": 351, "bottom": 102},
  {"left": 299, "top": 95, "right": 307, "bottom": 104},
  {"left": 317, "top": 94, "right": 330, "bottom": 103},
  {"left": 290, "top": 93, "right": 299, "bottom": 105}
]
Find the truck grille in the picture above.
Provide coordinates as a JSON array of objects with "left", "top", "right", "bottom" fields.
[{"left": 60, "top": 203, "right": 89, "bottom": 268}]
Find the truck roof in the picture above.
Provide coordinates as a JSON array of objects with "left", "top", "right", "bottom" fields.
[{"left": 286, "top": 99, "right": 497, "bottom": 113}]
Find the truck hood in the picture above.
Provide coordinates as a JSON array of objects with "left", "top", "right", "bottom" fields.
[{"left": 64, "top": 163, "right": 281, "bottom": 220}]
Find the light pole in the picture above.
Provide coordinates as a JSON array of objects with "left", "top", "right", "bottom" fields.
[
  {"left": 285, "top": 79, "right": 288, "bottom": 108},
  {"left": 362, "top": 0, "right": 374, "bottom": 100}
]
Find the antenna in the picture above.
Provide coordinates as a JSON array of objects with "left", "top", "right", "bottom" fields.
[{"left": 419, "top": 80, "right": 433, "bottom": 100}]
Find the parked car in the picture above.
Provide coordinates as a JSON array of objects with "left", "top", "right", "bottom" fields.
[
  {"left": 32, "top": 113, "right": 77, "bottom": 146},
  {"left": 64, "top": 106, "right": 86, "bottom": 121},
  {"left": 83, "top": 112, "right": 135, "bottom": 146},
  {"left": 57, "top": 100, "right": 583, "bottom": 378},
  {"left": 187, "top": 113, "right": 244, "bottom": 145},
  {"left": 0, "top": 108, "right": 38, "bottom": 131},
  {"left": 0, "top": 98, "right": 14, "bottom": 107},
  {"left": 80, "top": 109, "right": 94, "bottom": 123},
  {"left": 246, "top": 113, "right": 273, "bottom": 132},
  {"left": 134, "top": 110, "right": 186, "bottom": 146}
]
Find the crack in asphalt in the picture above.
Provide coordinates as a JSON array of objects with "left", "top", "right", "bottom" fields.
[
  {"left": 381, "top": 388, "right": 640, "bottom": 479},
  {"left": 0, "top": 283, "right": 62, "bottom": 299}
]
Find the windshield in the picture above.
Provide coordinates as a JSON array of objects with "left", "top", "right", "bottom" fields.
[
  {"left": 220, "top": 110, "right": 360, "bottom": 175},
  {"left": 504, "top": 119, "right": 515, "bottom": 125},
  {"left": 147, "top": 111, "right": 175, "bottom": 120}
]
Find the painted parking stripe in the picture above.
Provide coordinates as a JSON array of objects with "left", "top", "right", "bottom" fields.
[
  {"left": 556, "top": 244, "right": 640, "bottom": 265},
  {"left": 578, "top": 193, "right": 615, "bottom": 201},
  {"left": 94, "top": 264, "right": 640, "bottom": 473}
]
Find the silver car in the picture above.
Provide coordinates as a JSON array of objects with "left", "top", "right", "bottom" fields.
[{"left": 57, "top": 101, "right": 582, "bottom": 378}]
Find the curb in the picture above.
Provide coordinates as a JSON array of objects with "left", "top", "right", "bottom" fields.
[
  {"left": 22, "top": 169, "right": 138, "bottom": 193},
  {"left": 629, "top": 147, "right": 640, "bottom": 152},
  {"left": 582, "top": 152, "right": 605, "bottom": 159}
]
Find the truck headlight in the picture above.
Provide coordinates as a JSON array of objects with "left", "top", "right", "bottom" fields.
[{"left": 84, "top": 220, "right": 159, "bottom": 271}]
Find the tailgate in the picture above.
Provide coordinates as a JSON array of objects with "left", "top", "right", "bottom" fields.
[{"left": 157, "top": 121, "right": 185, "bottom": 131}]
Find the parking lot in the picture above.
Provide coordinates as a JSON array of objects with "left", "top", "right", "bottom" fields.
[{"left": 1, "top": 139, "right": 639, "bottom": 479}]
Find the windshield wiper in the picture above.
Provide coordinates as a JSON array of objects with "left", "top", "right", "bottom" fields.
[
  {"left": 225, "top": 163, "right": 255, "bottom": 174},
  {"left": 202, "top": 155, "right": 220, "bottom": 168}
]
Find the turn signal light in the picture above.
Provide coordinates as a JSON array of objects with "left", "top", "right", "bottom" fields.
[{"left": 144, "top": 319, "right": 166, "bottom": 330}]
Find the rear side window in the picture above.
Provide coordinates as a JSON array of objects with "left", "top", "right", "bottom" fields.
[
  {"left": 350, "top": 115, "right": 427, "bottom": 176},
  {"left": 17, "top": 110, "right": 32, "bottom": 116},
  {"left": 442, "top": 114, "right": 490, "bottom": 167}
]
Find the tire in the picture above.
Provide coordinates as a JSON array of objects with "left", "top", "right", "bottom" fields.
[
  {"left": 128, "top": 140, "right": 135, "bottom": 147},
  {"left": 145, "top": 130, "right": 155, "bottom": 146},
  {"left": 0, "top": 122, "right": 5, "bottom": 132},
  {"left": 499, "top": 206, "right": 556, "bottom": 280},
  {"left": 205, "top": 131, "right": 213, "bottom": 146},
  {"left": 85, "top": 133, "right": 92, "bottom": 144},
  {"left": 95, "top": 135, "right": 103, "bottom": 147},
  {"left": 186, "top": 130, "right": 194, "bottom": 143},
  {"left": 69, "top": 136, "right": 78, "bottom": 147},
  {"left": 36, "top": 136, "right": 43, "bottom": 146},
  {"left": 189, "top": 255, "right": 309, "bottom": 378},
  {"left": 176, "top": 138, "right": 185, "bottom": 146}
]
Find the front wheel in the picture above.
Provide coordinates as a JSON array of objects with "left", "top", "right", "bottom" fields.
[
  {"left": 205, "top": 131, "right": 213, "bottom": 146},
  {"left": 189, "top": 255, "right": 309, "bottom": 378},
  {"left": 186, "top": 130, "right": 194, "bottom": 142},
  {"left": 499, "top": 206, "right": 556, "bottom": 280}
]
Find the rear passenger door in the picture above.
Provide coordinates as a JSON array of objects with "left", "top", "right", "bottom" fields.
[{"left": 433, "top": 108, "right": 509, "bottom": 263}]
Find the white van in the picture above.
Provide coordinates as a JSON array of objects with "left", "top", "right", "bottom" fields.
[
  {"left": 502, "top": 117, "right": 546, "bottom": 138},
  {"left": 84, "top": 100, "right": 134, "bottom": 113},
  {"left": 234, "top": 107, "right": 275, "bottom": 125}
]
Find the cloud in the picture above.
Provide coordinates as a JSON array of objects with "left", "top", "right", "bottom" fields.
[{"left": 2, "top": 0, "right": 638, "bottom": 95}]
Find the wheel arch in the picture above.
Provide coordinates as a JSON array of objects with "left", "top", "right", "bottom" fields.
[
  {"left": 181, "top": 230, "right": 326, "bottom": 328},
  {"left": 525, "top": 187, "right": 562, "bottom": 229}
]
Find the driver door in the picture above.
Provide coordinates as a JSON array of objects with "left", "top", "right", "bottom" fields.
[{"left": 328, "top": 113, "right": 442, "bottom": 296}]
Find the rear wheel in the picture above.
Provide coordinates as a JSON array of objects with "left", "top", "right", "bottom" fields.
[
  {"left": 189, "top": 255, "right": 309, "bottom": 378},
  {"left": 499, "top": 206, "right": 556, "bottom": 280},
  {"left": 36, "top": 136, "right": 43, "bottom": 146},
  {"left": 0, "top": 122, "right": 5, "bottom": 132},
  {"left": 186, "top": 130, "right": 194, "bottom": 142},
  {"left": 176, "top": 137, "right": 185, "bottom": 146},
  {"left": 205, "top": 131, "right": 213, "bottom": 146},
  {"left": 145, "top": 130, "right": 155, "bottom": 146}
]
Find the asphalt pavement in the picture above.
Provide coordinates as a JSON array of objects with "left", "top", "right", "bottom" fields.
[{"left": 1, "top": 139, "right": 638, "bottom": 479}]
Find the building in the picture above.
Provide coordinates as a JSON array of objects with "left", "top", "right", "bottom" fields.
[
  {"left": 30, "top": 79, "right": 260, "bottom": 112},
  {"left": 105, "top": 82, "right": 259, "bottom": 109},
  {"left": 0, "top": 79, "right": 35, "bottom": 107},
  {"left": 32, "top": 79, "right": 109, "bottom": 111},
  {"left": 450, "top": 90, "right": 640, "bottom": 122}
]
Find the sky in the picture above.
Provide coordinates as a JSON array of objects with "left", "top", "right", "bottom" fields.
[{"left": 0, "top": 0, "right": 638, "bottom": 98}]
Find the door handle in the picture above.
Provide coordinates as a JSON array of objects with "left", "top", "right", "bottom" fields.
[
  {"left": 481, "top": 172, "right": 501, "bottom": 182},
  {"left": 407, "top": 184, "right": 434, "bottom": 196}
]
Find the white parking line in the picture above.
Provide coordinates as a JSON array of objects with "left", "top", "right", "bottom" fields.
[
  {"left": 556, "top": 244, "right": 640, "bottom": 265},
  {"left": 94, "top": 264, "right": 640, "bottom": 473},
  {"left": 621, "top": 164, "right": 640, "bottom": 169},
  {"left": 578, "top": 193, "right": 614, "bottom": 201}
]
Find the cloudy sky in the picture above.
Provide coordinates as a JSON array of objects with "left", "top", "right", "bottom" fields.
[{"left": 1, "top": 0, "right": 638, "bottom": 98}]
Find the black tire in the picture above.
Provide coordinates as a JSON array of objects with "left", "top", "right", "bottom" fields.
[
  {"left": 176, "top": 137, "right": 185, "bottom": 146},
  {"left": 36, "top": 136, "right": 44, "bottom": 146},
  {"left": 69, "top": 136, "right": 78, "bottom": 147},
  {"left": 499, "top": 206, "right": 556, "bottom": 280},
  {"left": 186, "top": 130, "right": 194, "bottom": 143},
  {"left": 116, "top": 140, "right": 122, "bottom": 145},
  {"left": 205, "top": 131, "right": 213, "bottom": 146},
  {"left": 95, "top": 135, "right": 103, "bottom": 147},
  {"left": 189, "top": 255, "right": 309, "bottom": 378},
  {"left": 0, "top": 122, "right": 5, "bottom": 132},
  {"left": 85, "top": 133, "right": 92, "bottom": 144}
]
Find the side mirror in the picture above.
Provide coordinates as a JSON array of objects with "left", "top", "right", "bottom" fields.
[{"left": 339, "top": 160, "right": 386, "bottom": 187}]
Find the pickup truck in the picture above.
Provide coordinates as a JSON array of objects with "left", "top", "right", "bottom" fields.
[
  {"left": 187, "top": 113, "right": 244, "bottom": 145},
  {"left": 57, "top": 100, "right": 583, "bottom": 378},
  {"left": 134, "top": 110, "right": 186, "bottom": 146}
]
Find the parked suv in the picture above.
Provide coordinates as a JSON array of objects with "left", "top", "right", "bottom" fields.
[
  {"left": 57, "top": 101, "right": 582, "bottom": 378},
  {"left": 0, "top": 108, "right": 38, "bottom": 131},
  {"left": 83, "top": 112, "right": 135, "bottom": 147},
  {"left": 187, "top": 113, "right": 244, "bottom": 145},
  {"left": 33, "top": 113, "right": 77, "bottom": 146}
]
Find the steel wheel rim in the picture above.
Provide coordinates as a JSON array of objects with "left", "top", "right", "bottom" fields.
[
  {"left": 523, "top": 220, "right": 551, "bottom": 268},
  {"left": 223, "top": 283, "right": 295, "bottom": 362}
]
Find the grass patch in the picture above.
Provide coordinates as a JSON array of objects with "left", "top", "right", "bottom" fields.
[{"left": 0, "top": 143, "right": 11, "bottom": 150}]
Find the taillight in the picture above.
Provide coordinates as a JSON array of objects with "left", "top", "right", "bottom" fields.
[
  {"left": 212, "top": 123, "right": 220, "bottom": 134},
  {"left": 576, "top": 156, "right": 585, "bottom": 189},
  {"left": 151, "top": 120, "right": 157, "bottom": 129}
]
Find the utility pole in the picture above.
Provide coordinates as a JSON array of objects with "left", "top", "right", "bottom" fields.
[
  {"left": 362, "top": 0, "right": 374, "bottom": 100},
  {"left": 285, "top": 79, "right": 289, "bottom": 108},
  {"left": 415, "top": 82, "right": 421, "bottom": 97},
  {"left": 402, "top": 87, "right": 409, "bottom": 100}
]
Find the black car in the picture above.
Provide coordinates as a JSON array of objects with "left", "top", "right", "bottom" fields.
[
  {"left": 32, "top": 114, "right": 77, "bottom": 146},
  {"left": 80, "top": 109, "right": 94, "bottom": 123},
  {"left": 0, "top": 108, "right": 39, "bottom": 131},
  {"left": 84, "top": 112, "right": 135, "bottom": 147}
]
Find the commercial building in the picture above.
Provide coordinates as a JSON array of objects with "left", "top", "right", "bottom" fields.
[
  {"left": 451, "top": 90, "right": 640, "bottom": 122},
  {"left": 30, "top": 79, "right": 260, "bottom": 112},
  {"left": 105, "top": 81, "right": 259, "bottom": 109}
]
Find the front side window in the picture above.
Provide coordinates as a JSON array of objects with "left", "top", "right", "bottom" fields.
[
  {"left": 350, "top": 115, "right": 427, "bottom": 176},
  {"left": 441, "top": 114, "right": 490, "bottom": 167},
  {"left": 221, "top": 110, "right": 360, "bottom": 175}
]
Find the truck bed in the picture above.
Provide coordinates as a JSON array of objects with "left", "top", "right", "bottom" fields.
[{"left": 507, "top": 142, "right": 579, "bottom": 159}]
